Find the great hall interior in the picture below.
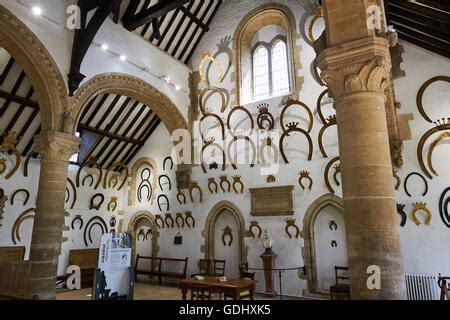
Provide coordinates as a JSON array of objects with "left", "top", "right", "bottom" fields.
[{"left": 0, "top": 0, "right": 449, "bottom": 301}]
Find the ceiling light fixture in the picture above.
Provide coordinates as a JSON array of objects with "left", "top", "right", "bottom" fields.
[
  {"left": 101, "top": 43, "right": 109, "bottom": 51},
  {"left": 31, "top": 6, "right": 42, "bottom": 15},
  {"left": 119, "top": 55, "right": 127, "bottom": 61}
]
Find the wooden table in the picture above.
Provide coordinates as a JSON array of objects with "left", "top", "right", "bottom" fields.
[{"left": 180, "top": 276, "right": 256, "bottom": 300}]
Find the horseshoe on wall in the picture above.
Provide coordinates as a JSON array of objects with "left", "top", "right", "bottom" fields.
[
  {"left": 280, "top": 99, "right": 314, "bottom": 133},
  {"left": 227, "top": 135, "right": 257, "bottom": 169},
  {"left": 226, "top": 105, "right": 254, "bottom": 137},
  {"left": 0, "top": 158, "right": 6, "bottom": 175},
  {"left": 318, "top": 115, "right": 337, "bottom": 158},
  {"left": 10, "top": 189, "right": 30, "bottom": 206},
  {"left": 175, "top": 213, "right": 185, "bottom": 229},
  {"left": 189, "top": 182, "right": 203, "bottom": 203},
  {"left": 279, "top": 122, "right": 313, "bottom": 164},
  {"left": 404, "top": 172, "right": 428, "bottom": 197},
  {"left": 145, "top": 229, "right": 152, "bottom": 240},
  {"left": 393, "top": 170, "right": 401, "bottom": 191},
  {"left": 76, "top": 158, "right": 102, "bottom": 189},
  {"left": 427, "top": 131, "right": 450, "bottom": 177},
  {"left": 200, "top": 111, "right": 225, "bottom": 142},
  {"left": 317, "top": 89, "right": 334, "bottom": 125},
  {"left": 417, "top": 119, "right": 450, "bottom": 179},
  {"left": 329, "top": 220, "right": 338, "bottom": 231},
  {"left": 163, "top": 156, "right": 174, "bottom": 171},
  {"left": 104, "top": 162, "right": 128, "bottom": 190},
  {"left": 208, "top": 177, "right": 218, "bottom": 194},
  {"left": 411, "top": 202, "right": 432, "bottom": 226},
  {"left": 89, "top": 193, "right": 105, "bottom": 210},
  {"left": 83, "top": 216, "right": 108, "bottom": 246},
  {"left": 333, "top": 164, "right": 341, "bottom": 186},
  {"left": 157, "top": 195, "right": 170, "bottom": 212},
  {"left": 107, "top": 197, "right": 118, "bottom": 212},
  {"left": 158, "top": 175, "right": 172, "bottom": 192},
  {"left": 82, "top": 174, "right": 94, "bottom": 187},
  {"left": 249, "top": 221, "right": 262, "bottom": 239},
  {"left": 308, "top": 7, "right": 323, "bottom": 44},
  {"left": 284, "top": 218, "right": 300, "bottom": 239},
  {"left": 1, "top": 132, "right": 21, "bottom": 180},
  {"left": 137, "top": 228, "right": 145, "bottom": 241},
  {"left": 138, "top": 168, "right": 153, "bottom": 203},
  {"left": 185, "top": 211, "right": 195, "bottom": 228},
  {"left": 177, "top": 189, "right": 187, "bottom": 205},
  {"left": 324, "top": 156, "right": 340, "bottom": 194},
  {"left": 416, "top": 76, "right": 450, "bottom": 123},
  {"left": 257, "top": 103, "right": 275, "bottom": 131},
  {"left": 219, "top": 176, "right": 231, "bottom": 193},
  {"left": 107, "top": 174, "right": 119, "bottom": 189},
  {"left": 331, "top": 240, "right": 338, "bottom": 248},
  {"left": 439, "top": 187, "right": 450, "bottom": 228},
  {"left": 155, "top": 215, "right": 165, "bottom": 229},
  {"left": 23, "top": 152, "right": 36, "bottom": 177},
  {"left": 222, "top": 225, "right": 233, "bottom": 246},
  {"left": 259, "top": 137, "right": 279, "bottom": 166},
  {"left": 298, "top": 171, "right": 313, "bottom": 190},
  {"left": 199, "top": 52, "right": 223, "bottom": 87},
  {"left": 109, "top": 216, "right": 116, "bottom": 228},
  {"left": 67, "top": 177, "right": 77, "bottom": 209},
  {"left": 71, "top": 215, "right": 83, "bottom": 230},
  {"left": 11, "top": 208, "right": 35, "bottom": 245},
  {"left": 164, "top": 213, "right": 174, "bottom": 229},
  {"left": 201, "top": 139, "right": 226, "bottom": 173},
  {"left": 397, "top": 204, "right": 407, "bottom": 227},
  {"left": 232, "top": 176, "right": 244, "bottom": 194},
  {"left": 199, "top": 87, "right": 226, "bottom": 115}
]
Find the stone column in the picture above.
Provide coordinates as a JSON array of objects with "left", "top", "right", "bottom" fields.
[
  {"left": 317, "top": 36, "right": 406, "bottom": 299},
  {"left": 27, "top": 131, "right": 79, "bottom": 300}
]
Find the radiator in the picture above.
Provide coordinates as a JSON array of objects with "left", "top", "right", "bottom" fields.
[{"left": 405, "top": 274, "right": 440, "bottom": 300}]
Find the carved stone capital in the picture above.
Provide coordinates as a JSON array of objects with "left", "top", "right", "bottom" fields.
[
  {"left": 33, "top": 131, "right": 80, "bottom": 162},
  {"left": 317, "top": 37, "right": 392, "bottom": 100}
]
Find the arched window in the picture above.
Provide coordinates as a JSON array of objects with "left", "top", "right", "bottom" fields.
[{"left": 251, "top": 37, "right": 290, "bottom": 101}]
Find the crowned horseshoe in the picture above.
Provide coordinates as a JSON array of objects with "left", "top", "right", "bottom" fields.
[
  {"left": 164, "top": 213, "right": 174, "bottom": 229},
  {"left": 177, "top": 189, "right": 187, "bottom": 205},
  {"left": 329, "top": 220, "right": 338, "bottom": 231},
  {"left": 298, "top": 171, "right": 313, "bottom": 190},
  {"left": 249, "top": 221, "right": 262, "bottom": 239},
  {"left": 259, "top": 137, "right": 279, "bottom": 166},
  {"left": 175, "top": 213, "right": 185, "bottom": 229},
  {"left": 189, "top": 181, "right": 203, "bottom": 203},
  {"left": 158, "top": 175, "right": 172, "bottom": 192},
  {"left": 257, "top": 103, "right": 275, "bottom": 130},
  {"left": 308, "top": 7, "right": 323, "bottom": 44},
  {"left": 104, "top": 162, "right": 128, "bottom": 190},
  {"left": 208, "top": 177, "right": 218, "bottom": 194},
  {"left": 76, "top": 157, "right": 102, "bottom": 189},
  {"left": 0, "top": 132, "right": 21, "bottom": 180},
  {"left": 155, "top": 215, "right": 165, "bottom": 229},
  {"left": 284, "top": 218, "right": 300, "bottom": 239},
  {"left": 232, "top": 175, "right": 244, "bottom": 194},
  {"left": 184, "top": 211, "right": 195, "bottom": 228},
  {"left": 137, "top": 228, "right": 145, "bottom": 241},
  {"left": 393, "top": 169, "right": 401, "bottom": 191},
  {"left": 222, "top": 225, "right": 233, "bottom": 246},
  {"left": 219, "top": 176, "right": 231, "bottom": 193},
  {"left": 138, "top": 168, "right": 153, "bottom": 203},
  {"left": 279, "top": 122, "right": 313, "bottom": 163},
  {"left": 157, "top": 195, "right": 170, "bottom": 212},
  {"left": 411, "top": 202, "right": 432, "bottom": 226},
  {"left": 201, "top": 138, "right": 226, "bottom": 173},
  {"left": 324, "top": 156, "right": 340, "bottom": 194}
]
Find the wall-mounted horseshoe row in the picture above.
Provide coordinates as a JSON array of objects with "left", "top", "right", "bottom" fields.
[
  {"left": 0, "top": 132, "right": 21, "bottom": 180},
  {"left": 10, "top": 189, "right": 30, "bottom": 206},
  {"left": 439, "top": 187, "right": 450, "bottom": 228},
  {"left": 104, "top": 162, "right": 128, "bottom": 190},
  {"left": 298, "top": 171, "right": 313, "bottom": 190},
  {"left": 411, "top": 202, "right": 432, "bottom": 226},
  {"left": 404, "top": 172, "right": 428, "bottom": 197},
  {"left": 154, "top": 211, "right": 195, "bottom": 229},
  {"left": 284, "top": 218, "right": 300, "bottom": 239},
  {"left": 76, "top": 157, "right": 102, "bottom": 189},
  {"left": 11, "top": 208, "right": 35, "bottom": 245},
  {"left": 83, "top": 216, "right": 108, "bottom": 246}
]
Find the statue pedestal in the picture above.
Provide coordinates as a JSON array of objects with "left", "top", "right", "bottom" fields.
[{"left": 260, "top": 251, "right": 277, "bottom": 298}]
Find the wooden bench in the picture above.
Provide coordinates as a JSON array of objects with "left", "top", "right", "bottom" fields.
[
  {"left": 67, "top": 249, "right": 99, "bottom": 288},
  {"left": 135, "top": 255, "right": 188, "bottom": 285},
  {"left": 0, "top": 246, "right": 26, "bottom": 262}
]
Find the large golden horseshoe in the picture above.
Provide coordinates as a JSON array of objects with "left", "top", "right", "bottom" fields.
[
  {"left": 11, "top": 208, "right": 35, "bottom": 245},
  {"left": 416, "top": 76, "right": 450, "bottom": 123},
  {"left": 427, "top": 131, "right": 450, "bottom": 177},
  {"left": 199, "top": 52, "right": 223, "bottom": 87},
  {"left": 308, "top": 7, "right": 323, "bottom": 44},
  {"left": 417, "top": 123, "right": 450, "bottom": 179}
]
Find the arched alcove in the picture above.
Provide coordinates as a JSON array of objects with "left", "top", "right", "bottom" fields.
[
  {"left": 127, "top": 211, "right": 159, "bottom": 266},
  {"left": 128, "top": 157, "right": 158, "bottom": 206}
]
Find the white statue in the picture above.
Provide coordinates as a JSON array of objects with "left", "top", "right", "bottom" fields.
[{"left": 262, "top": 229, "right": 273, "bottom": 252}]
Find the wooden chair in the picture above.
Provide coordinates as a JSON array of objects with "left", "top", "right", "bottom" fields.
[
  {"left": 191, "top": 259, "right": 211, "bottom": 277},
  {"left": 213, "top": 260, "right": 226, "bottom": 277},
  {"left": 330, "top": 266, "right": 350, "bottom": 300},
  {"left": 190, "top": 284, "right": 212, "bottom": 300}
]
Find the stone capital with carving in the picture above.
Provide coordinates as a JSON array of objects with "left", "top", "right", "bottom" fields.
[
  {"left": 317, "top": 37, "right": 392, "bottom": 100},
  {"left": 33, "top": 131, "right": 80, "bottom": 162}
]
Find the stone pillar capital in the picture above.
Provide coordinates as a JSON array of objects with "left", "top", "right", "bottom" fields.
[
  {"left": 33, "top": 131, "right": 80, "bottom": 162},
  {"left": 317, "top": 37, "right": 391, "bottom": 100}
]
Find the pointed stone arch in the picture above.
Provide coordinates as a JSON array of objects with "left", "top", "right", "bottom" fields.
[
  {"left": 127, "top": 211, "right": 159, "bottom": 265},
  {"left": 300, "top": 194, "right": 344, "bottom": 295}
]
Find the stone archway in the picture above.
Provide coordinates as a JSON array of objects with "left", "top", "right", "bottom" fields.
[
  {"left": 201, "top": 201, "right": 247, "bottom": 270},
  {"left": 300, "top": 194, "right": 344, "bottom": 295},
  {"left": 231, "top": 3, "right": 304, "bottom": 105},
  {"left": 0, "top": 5, "right": 67, "bottom": 132},
  {"left": 66, "top": 73, "right": 188, "bottom": 135},
  {"left": 128, "top": 157, "right": 158, "bottom": 207},
  {"left": 127, "top": 211, "right": 159, "bottom": 265}
]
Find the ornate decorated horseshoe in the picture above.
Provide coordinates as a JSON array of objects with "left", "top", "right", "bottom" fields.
[
  {"left": 427, "top": 131, "right": 450, "bottom": 177},
  {"left": 222, "top": 225, "right": 233, "bottom": 246},
  {"left": 257, "top": 103, "right": 275, "bottom": 131},
  {"left": 107, "top": 196, "right": 118, "bottom": 212},
  {"left": 279, "top": 122, "right": 313, "bottom": 163},
  {"left": 249, "top": 221, "right": 262, "bottom": 239},
  {"left": 397, "top": 204, "right": 407, "bottom": 227},
  {"left": 185, "top": 211, "right": 195, "bottom": 228},
  {"left": 318, "top": 115, "right": 337, "bottom": 158},
  {"left": 175, "top": 213, "right": 185, "bottom": 229},
  {"left": 416, "top": 76, "right": 450, "bottom": 123},
  {"left": 177, "top": 189, "right": 187, "bottom": 205},
  {"left": 208, "top": 177, "right": 218, "bottom": 194},
  {"left": 10, "top": 189, "right": 30, "bottom": 206},
  {"left": 164, "top": 213, "right": 174, "bottom": 229},
  {"left": 404, "top": 172, "right": 428, "bottom": 197},
  {"left": 158, "top": 175, "right": 172, "bottom": 192},
  {"left": 324, "top": 156, "right": 340, "bottom": 194},
  {"left": 89, "top": 193, "right": 105, "bottom": 210},
  {"left": 199, "top": 87, "right": 227, "bottom": 115},
  {"left": 200, "top": 111, "right": 225, "bottom": 142},
  {"left": 82, "top": 174, "right": 94, "bottom": 187},
  {"left": 189, "top": 181, "right": 203, "bottom": 203},
  {"left": 155, "top": 215, "right": 165, "bottom": 229},
  {"left": 232, "top": 176, "right": 244, "bottom": 194},
  {"left": 201, "top": 138, "right": 226, "bottom": 173},
  {"left": 411, "top": 202, "right": 432, "bottom": 226},
  {"left": 137, "top": 228, "right": 145, "bottom": 241},
  {"left": 280, "top": 100, "right": 314, "bottom": 133},
  {"left": 157, "top": 195, "right": 170, "bottom": 212},
  {"left": 417, "top": 119, "right": 450, "bottom": 179},
  {"left": 308, "top": 7, "right": 323, "bottom": 44},
  {"left": 227, "top": 135, "right": 257, "bottom": 169},
  {"left": 259, "top": 137, "right": 279, "bottom": 166},
  {"left": 393, "top": 170, "right": 401, "bottom": 191},
  {"left": 104, "top": 162, "right": 128, "bottom": 190},
  {"left": 163, "top": 156, "right": 174, "bottom": 171},
  {"left": 109, "top": 216, "right": 116, "bottom": 228},
  {"left": 219, "top": 176, "right": 231, "bottom": 193},
  {"left": 71, "top": 215, "right": 83, "bottom": 230},
  {"left": 12, "top": 208, "right": 35, "bottom": 245},
  {"left": 317, "top": 89, "right": 334, "bottom": 125},
  {"left": 329, "top": 220, "right": 338, "bottom": 231},
  {"left": 439, "top": 187, "right": 450, "bottom": 228},
  {"left": 284, "top": 218, "right": 300, "bottom": 239},
  {"left": 199, "top": 52, "right": 223, "bottom": 87},
  {"left": 227, "top": 105, "right": 254, "bottom": 137},
  {"left": 1, "top": 132, "right": 21, "bottom": 180},
  {"left": 67, "top": 177, "right": 77, "bottom": 209},
  {"left": 76, "top": 158, "right": 102, "bottom": 189},
  {"left": 298, "top": 171, "right": 313, "bottom": 190}
]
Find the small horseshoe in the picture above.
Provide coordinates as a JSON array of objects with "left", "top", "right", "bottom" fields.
[{"left": 329, "top": 220, "right": 338, "bottom": 231}]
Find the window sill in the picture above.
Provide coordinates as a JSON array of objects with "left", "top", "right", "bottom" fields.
[{"left": 243, "top": 92, "right": 293, "bottom": 105}]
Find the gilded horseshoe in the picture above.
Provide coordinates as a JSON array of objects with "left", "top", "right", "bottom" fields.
[
  {"left": 280, "top": 100, "right": 314, "bottom": 133},
  {"left": 308, "top": 7, "right": 323, "bottom": 44},
  {"left": 279, "top": 122, "right": 313, "bottom": 163},
  {"left": 427, "top": 131, "right": 450, "bottom": 177},
  {"left": 199, "top": 52, "right": 223, "bottom": 87},
  {"left": 107, "top": 197, "right": 118, "bottom": 212},
  {"left": 416, "top": 76, "right": 450, "bottom": 123},
  {"left": 208, "top": 178, "right": 218, "bottom": 194},
  {"left": 10, "top": 189, "right": 30, "bottom": 206},
  {"left": 249, "top": 221, "right": 262, "bottom": 239},
  {"left": 318, "top": 115, "right": 337, "bottom": 158},
  {"left": 298, "top": 171, "right": 313, "bottom": 190},
  {"left": 411, "top": 202, "right": 432, "bottom": 226}
]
